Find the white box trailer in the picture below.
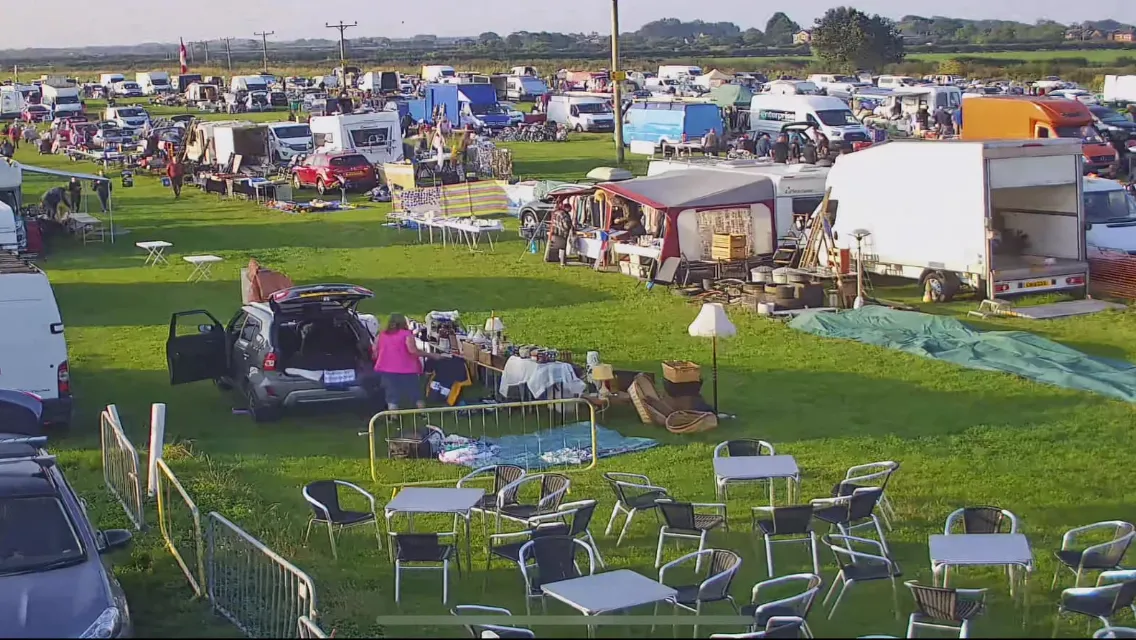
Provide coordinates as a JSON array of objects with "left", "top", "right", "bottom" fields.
[
  {"left": 1103, "top": 75, "right": 1136, "bottom": 103},
  {"left": 213, "top": 124, "right": 270, "bottom": 168},
  {"left": 826, "top": 139, "right": 1089, "bottom": 301}
]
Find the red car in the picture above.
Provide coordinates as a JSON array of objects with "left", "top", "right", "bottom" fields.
[
  {"left": 21, "top": 104, "right": 51, "bottom": 123},
  {"left": 290, "top": 152, "right": 378, "bottom": 195}
]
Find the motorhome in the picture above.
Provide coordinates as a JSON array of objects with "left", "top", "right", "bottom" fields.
[
  {"left": 658, "top": 65, "right": 703, "bottom": 81},
  {"left": 749, "top": 94, "right": 872, "bottom": 145},
  {"left": 137, "top": 71, "right": 172, "bottom": 95},
  {"left": 646, "top": 158, "right": 829, "bottom": 239},
  {"left": 622, "top": 100, "right": 723, "bottom": 149},
  {"left": 1084, "top": 178, "right": 1136, "bottom": 253},
  {"left": 309, "top": 112, "right": 404, "bottom": 165},
  {"left": 506, "top": 76, "right": 550, "bottom": 101},
  {"left": 265, "top": 122, "right": 314, "bottom": 162},
  {"left": 41, "top": 84, "right": 83, "bottom": 117},
  {"left": 0, "top": 87, "right": 25, "bottom": 120},
  {"left": 960, "top": 97, "right": 1120, "bottom": 178},
  {"left": 826, "top": 139, "right": 1089, "bottom": 301},
  {"left": 546, "top": 94, "right": 614, "bottom": 132},
  {"left": 422, "top": 65, "right": 456, "bottom": 83},
  {"left": 230, "top": 75, "right": 270, "bottom": 94}
]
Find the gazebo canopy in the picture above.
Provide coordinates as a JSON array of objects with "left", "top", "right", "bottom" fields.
[
  {"left": 598, "top": 171, "right": 774, "bottom": 211},
  {"left": 708, "top": 84, "right": 755, "bottom": 108}
]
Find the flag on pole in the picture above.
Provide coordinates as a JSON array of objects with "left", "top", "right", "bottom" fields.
[{"left": 179, "top": 39, "right": 188, "bottom": 74}]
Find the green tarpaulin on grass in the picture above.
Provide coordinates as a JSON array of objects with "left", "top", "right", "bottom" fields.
[{"left": 789, "top": 307, "right": 1136, "bottom": 402}]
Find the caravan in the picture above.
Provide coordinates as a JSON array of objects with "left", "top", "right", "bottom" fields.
[{"left": 309, "top": 112, "right": 404, "bottom": 165}]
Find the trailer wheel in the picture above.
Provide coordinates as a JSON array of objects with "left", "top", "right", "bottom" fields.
[
  {"left": 920, "top": 270, "right": 961, "bottom": 303},
  {"left": 574, "top": 124, "right": 583, "bottom": 133}
]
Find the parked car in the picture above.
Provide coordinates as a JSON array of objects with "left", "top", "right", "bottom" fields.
[
  {"left": 0, "top": 390, "right": 133, "bottom": 637},
  {"left": 21, "top": 104, "right": 51, "bottom": 123},
  {"left": 268, "top": 91, "right": 288, "bottom": 108},
  {"left": 1091, "top": 106, "right": 1136, "bottom": 142},
  {"left": 290, "top": 152, "right": 378, "bottom": 195},
  {"left": 164, "top": 284, "right": 379, "bottom": 422},
  {"left": 92, "top": 124, "right": 134, "bottom": 150}
]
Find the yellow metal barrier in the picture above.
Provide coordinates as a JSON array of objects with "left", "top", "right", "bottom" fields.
[
  {"left": 366, "top": 398, "right": 598, "bottom": 485},
  {"left": 154, "top": 458, "right": 206, "bottom": 597}
]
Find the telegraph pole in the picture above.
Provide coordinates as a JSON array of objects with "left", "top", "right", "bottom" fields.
[
  {"left": 187, "top": 42, "right": 195, "bottom": 64},
  {"left": 254, "top": 31, "right": 275, "bottom": 74},
  {"left": 326, "top": 21, "right": 358, "bottom": 84},
  {"left": 202, "top": 40, "right": 210, "bottom": 65},
  {"left": 611, "top": 0, "right": 625, "bottom": 164},
  {"left": 220, "top": 37, "right": 234, "bottom": 72}
]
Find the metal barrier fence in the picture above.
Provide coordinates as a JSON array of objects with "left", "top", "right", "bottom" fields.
[
  {"left": 366, "top": 397, "right": 598, "bottom": 485},
  {"left": 99, "top": 405, "right": 144, "bottom": 530},
  {"left": 1090, "top": 252, "right": 1136, "bottom": 299},
  {"left": 154, "top": 458, "right": 206, "bottom": 596},
  {"left": 207, "top": 512, "right": 318, "bottom": 638},
  {"left": 297, "top": 616, "right": 330, "bottom": 639}
]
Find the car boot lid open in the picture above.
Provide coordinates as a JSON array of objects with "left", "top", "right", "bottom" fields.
[{"left": 268, "top": 284, "right": 373, "bottom": 313}]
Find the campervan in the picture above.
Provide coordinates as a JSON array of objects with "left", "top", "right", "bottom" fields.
[
  {"left": 546, "top": 94, "right": 614, "bottom": 132},
  {"left": 309, "top": 112, "right": 404, "bottom": 165},
  {"left": 658, "top": 65, "right": 703, "bottom": 81},
  {"left": 888, "top": 85, "right": 963, "bottom": 116},
  {"left": 507, "top": 76, "right": 550, "bottom": 101},
  {"left": 749, "top": 94, "right": 871, "bottom": 145},
  {"left": 422, "top": 65, "right": 456, "bottom": 83},
  {"left": 41, "top": 84, "right": 83, "bottom": 117},
  {"left": 137, "top": 71, "right": 172, "bottom": 95},
  {"left": 265, "top": 122, "right": 314, "bottom": 162}
]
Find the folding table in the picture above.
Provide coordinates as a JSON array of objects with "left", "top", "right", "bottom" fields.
[
  {"left": 384, "top": 487, "right": 484, "bottom": 572},
  {"left": 184, "top": 255, "right": 223, "bottom": 282},
  {"left": 136, "top": 240, "right": 172, "bottom": 266}
]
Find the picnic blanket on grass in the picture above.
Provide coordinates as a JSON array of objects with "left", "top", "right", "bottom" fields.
[
  {"left": 437, "top": 422, "right": 658, "bottom": 469},
  {"left": 789, "top": 306, "right": 1136, "bottom": 403}
]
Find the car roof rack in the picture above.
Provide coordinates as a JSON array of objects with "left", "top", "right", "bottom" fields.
[{"left": 0, "top": 436, "right": 56, "bottom": 468}]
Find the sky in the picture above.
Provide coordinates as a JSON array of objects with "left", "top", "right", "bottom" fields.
[{"left": 3, "top": 0, "right": 1135, "bottom": 49}]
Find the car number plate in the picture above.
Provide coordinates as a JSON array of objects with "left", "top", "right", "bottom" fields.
[{"left": 1023, "top": 279, "right": 1052, "bottom": 289}]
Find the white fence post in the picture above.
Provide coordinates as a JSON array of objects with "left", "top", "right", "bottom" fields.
[{"left": 147, "top": 403, "right": 166, "bottom": 498}]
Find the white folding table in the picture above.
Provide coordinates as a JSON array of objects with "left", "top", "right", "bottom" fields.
[
  {"left": 384, "top": 487, "right": 484, "bottom": 572},
  {"left": 183, "top": 255, "right": 223, "bottom": 282},
  {"left": 136, "top": 240, "right": 172, "bottom": 266},
  {"left": 542, "top": 569, "right": 677, "bottom": 637},
  {"left": 713, "top": 455, "right": 800, "bottom": 505},
  {"left": 442, "top": 219, "right": 504, "bottom": 252}
]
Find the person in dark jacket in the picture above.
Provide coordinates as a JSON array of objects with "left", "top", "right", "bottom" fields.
[
  {"left": 166, "top": 157, "right": 185, "bottom": 198},
  {"left": 67, "top": 178, "right": 83, "bottom": 211},
  {"left": 771, "top": 134, "right": 789, "bottom": 163},
  {"left": 545, "top": 202, "right": 575, "bottom": 266},
  {"left": 94, "top": 172, "right": 112, "bottom": 213}
]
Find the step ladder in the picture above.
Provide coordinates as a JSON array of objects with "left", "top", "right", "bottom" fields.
[{"left": 772, "top": 211, "right": 813, "bottom": 266}]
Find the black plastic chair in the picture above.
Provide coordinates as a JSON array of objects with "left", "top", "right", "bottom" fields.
[
  {"left": 458, "top": 464, "right": 526, "bottom": 538},
  {"left": 659, "top": 549, "right": 743, "bottom": 637},
  {"left": 811, "top": 488, "right": 890, "bottom": 557},
  {"left": 944, "top": 506, "right": 1018, "bottom": 534},
  {"left": 821, "top": 534, "right": 901, "bottom": 621},
  {"left": 710, "top": 616, "right": 806, "bottom": 639},
  {"left": 518, "top": 535, "right": 596, "bottom": 615},
  {"left": 655, "top": 499, "right": 728, "bottom": 570},
  {"left": 450, "top": 605, "right": 535, "bottom": 639},
  {"left": 301, "top": 480, "right": 381, "bottom": 560},
  {"left": 604, "top": 472, "right": 670, "bottom": 546},
  {"left": 391, "top": 532, "right": 460, "bottom": 604},
  {"left": 904, "top": 581, "right": 986, "bottom": 638},
  {"left": 1057, "top": 572, "right": 1136, "bottom": 635},
  {"left": 487, "top": 522, "right": 569, "bottom": 571},
  {"left": 1052, "top": 521, "right": 1136, "bottom": 588},
  {"left": 742, "top": 573, "right": 822, "bottom": 638},
  {"left": 752, "top": 505, "right": 820, "bottom": 577},
  {"left": 523, "top": 499, "right": 605, "bottom": 568},
  {"left": 495, "top": 473, "right": 571, "bottom": 531}
]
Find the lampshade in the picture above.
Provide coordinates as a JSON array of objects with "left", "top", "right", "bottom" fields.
[
  {"left": 591, "top": 364, "right": 615, "bottom": 382},
  {"left": 484, "top": 317, "right": 505, "bottom": 332},
  {"left": 688, "top": 303, "right": 737, "bottom": 338}
]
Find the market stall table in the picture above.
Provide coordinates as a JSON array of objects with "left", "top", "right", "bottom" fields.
[
  {"left": 713, "top": 455, "right": 800, "bottom": 506},
  {"left": 541, "top": 569, "right": 677, "bottom": 637},
  {"left": 69, "top": 213, "right": 105, "bottom": 245},
  {"left": 498, "top": 356, "right": 586, "bottom": 401},
  {"left": 136, "top": 240, "right": 172, "bottom": 266},
  {"left": 384, "top": 487, "right": 484, "bottom": 572},
  {"left": 184, "top": 255, "right": 223, "bottom": 283},
  {"left": 443, "top": 218, "right": 504, "bottom": 252}
]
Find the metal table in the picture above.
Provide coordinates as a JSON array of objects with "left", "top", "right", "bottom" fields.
[
  {"left": 385, "top": 487, "right": 484, "bottom": 572},
  {"left": 713, "top": 455, "right": 800, "bottom": 505},
  {"left": 929, "top": 532, "right": 1033, "bottom": 625},
  {"left": 542, "top": 569, "right": 677, "bottom": 637}
]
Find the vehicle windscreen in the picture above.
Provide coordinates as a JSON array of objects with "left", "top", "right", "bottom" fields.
[
  {"left": 1085, "top": 190, "right": 1136, "bottom": 224},
  {"left": 273, "top": 125, "right": 311, "bottom": 139},
  {"left": 575, "top": 102, "right": 611, "bottom": 115},
  {"left": 330, "top": 155, "right": 371, "bottom": 168},
  {"left": 245, "top": 84, "right": 268, "bottom": 93},
  {"left": 116, "top": 108, "right": 144, "bottom": 117},
  {"left": 123, "top": 83, "right": 139, "bottom": 90},
  {"left": 936, "top": 92, "right": 961, "bottom": 109},
  {"left": 1094, "top": 110, "right": 1130, "bottom": 126},
  {"left": 54, "top": 95, "right": 79, "bottom": 105},
  {"left": 0, "top": 496, "right": 84, "bottom": 574},
  {"left": 815, "top": 109, "right": 860, "bottom": 126},
  {"left": 439, "top": 69, "right": 455, "bottom": 78},
  {"left": 348, "top": 127, "right": 390, "bottom": 147},
  {"left": 1056, "top": 125, "right": 1104, "bottom": 144}
]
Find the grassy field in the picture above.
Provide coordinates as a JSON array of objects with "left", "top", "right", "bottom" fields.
[{"left": 13, "top": 103, "right": 1136, "bottom": 638}]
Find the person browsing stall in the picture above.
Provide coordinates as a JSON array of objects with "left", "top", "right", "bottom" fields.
[{"left": 372, "top": 314, "right": 443, "bottom": 411}]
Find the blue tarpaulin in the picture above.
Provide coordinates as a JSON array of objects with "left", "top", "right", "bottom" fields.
[{"left": 441, "top": 422, "right": 659, "bottom": 470}]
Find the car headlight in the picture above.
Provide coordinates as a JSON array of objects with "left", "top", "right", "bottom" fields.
[{"left": 80, "top": 607, "right": 120, "bottom": 639}]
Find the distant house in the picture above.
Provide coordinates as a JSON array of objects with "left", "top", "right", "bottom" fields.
[
  {"left": 1066, "top": 27, "right": 1107, "bottom": 41},
  {"left": 792, "top": 30, "right": 812, "bottom": 45},
  {"left": 1112, "top": 29, "right": 1136, "bottom": 42}
]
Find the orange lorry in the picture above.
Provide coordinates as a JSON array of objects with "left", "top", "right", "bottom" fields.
[{"left": 960, "top": 96, "right": 1119, "bottom": 177}]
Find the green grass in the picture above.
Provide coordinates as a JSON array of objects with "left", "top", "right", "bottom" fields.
[{"left": 14, "top": 119, "right": 1136, "bottom": 638}]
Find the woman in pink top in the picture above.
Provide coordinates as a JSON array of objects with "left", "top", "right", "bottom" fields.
[{"left": 372, "top": 314, "right": 439, "bottom": 410}]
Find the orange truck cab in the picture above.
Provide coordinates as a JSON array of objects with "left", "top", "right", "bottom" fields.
[{"left": 960, "top": 96, "right": 1118, "bottom": 177}]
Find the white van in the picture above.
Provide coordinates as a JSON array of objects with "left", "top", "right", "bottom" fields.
[
  {"left": 265, "top": 122, "right": 314, "bottom": 161},
  {"left": 99, "top": 73, "right": 125, "bottom": 90},
  {"left": 422, "top": 65, "right": 456, "bottom": 83},
  {"left": 749, "top": 94, "right": 871, "bottom": 145},
  {"left": 658, "top": 65, "right": 703, "bottom": 81},
  {"left": 877, "top": 75, "right": 919, "bottom": 89},
  {"left": 309, "top": 112, "right": 404, "bottom": 165},
  {"left": 0, "top": 252, "right": 72, "bottom": 427},
  {"left": 230, "top": 75, "right": 270, "bottom": 94},
  {"left": 763, "top": 80, "right": 822, "bottom": 96},
  {"left": 889, "top": 85, "right": 963, "bottom": 115},
  {"left": 506, "top": 76, "right": 549, "bottom": 101},
  {"left": 1085, "top": 178, "right": 1136, "bottom": 253},
  {"left": 545, "top": 94, "right": 614, "bottom": 132},
  {"left": 0, "top": 87, "right": 25, "bottom": 119},
  {"left": 137, "top": 71, "right": 172, "bottom": 95},
  {"left": 104, "top": 105, "right": 150, "bottom": 131},
  {"left": 112, "top": 80, "right": 143, "bottom": 98},
  {"left": 807, "top": 74, "right": 867, "bottom": 98}
]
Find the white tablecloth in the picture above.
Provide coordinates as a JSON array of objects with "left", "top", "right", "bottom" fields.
[
  {"left": 612, "top": 242, "right": 662, "bottom": 260},
  {"left": 498, "top": 356, "right": 585, "bottom": 398},
  {"left": 574, "top": 236, "right": 605, "bottom": 260}
]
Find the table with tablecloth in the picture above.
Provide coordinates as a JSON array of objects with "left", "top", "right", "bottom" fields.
[{"left": 498, "top": 356, "right": 586, "bottom": 400}]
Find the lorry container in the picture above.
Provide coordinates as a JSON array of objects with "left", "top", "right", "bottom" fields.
[
  {"left": 826, "top": 138, "right": 1089, "bottom": 301},
  {"left": 213, "top": 124, "right": 270, "bottom": 168},
  {"left": 960, "top": 96, "right": 1119, "bottom": 178},
  {"left": 458, "top": 83, "right": 510, "bottom": 130},
  {"left": 425, "top": 83, "right": 460, "bottom": 124}
]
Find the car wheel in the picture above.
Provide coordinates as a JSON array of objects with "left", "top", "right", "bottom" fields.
[
  {"left": 574, "top": 124, "right": 583, "bottom": 133},
  {"left": 292, "top": 174, "right": 303, "bottom": 190},
  {"left": 246, "top": 387, "right": 280, "bottom": 423},
  {"left": 316, "top": 179, "right": 327, "bottom": 196}
]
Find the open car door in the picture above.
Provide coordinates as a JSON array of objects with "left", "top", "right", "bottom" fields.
[{"left": 166, "top": 310, "right": 228, "bottom": 385}]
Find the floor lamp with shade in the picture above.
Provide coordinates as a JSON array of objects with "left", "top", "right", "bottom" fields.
[{"left": 688, "top": 302, "right": 736, "bottom": 416}]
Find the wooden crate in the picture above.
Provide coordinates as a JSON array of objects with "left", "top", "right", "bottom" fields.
[
  {"left": 662, "top": 360, "right": 702, "bottom": 384},
  {"left": 711, "top": 245, "right": 747, "bottom": 261},
  {"left": 712, "top": 233, "right": 747, "bottom": 249}
]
